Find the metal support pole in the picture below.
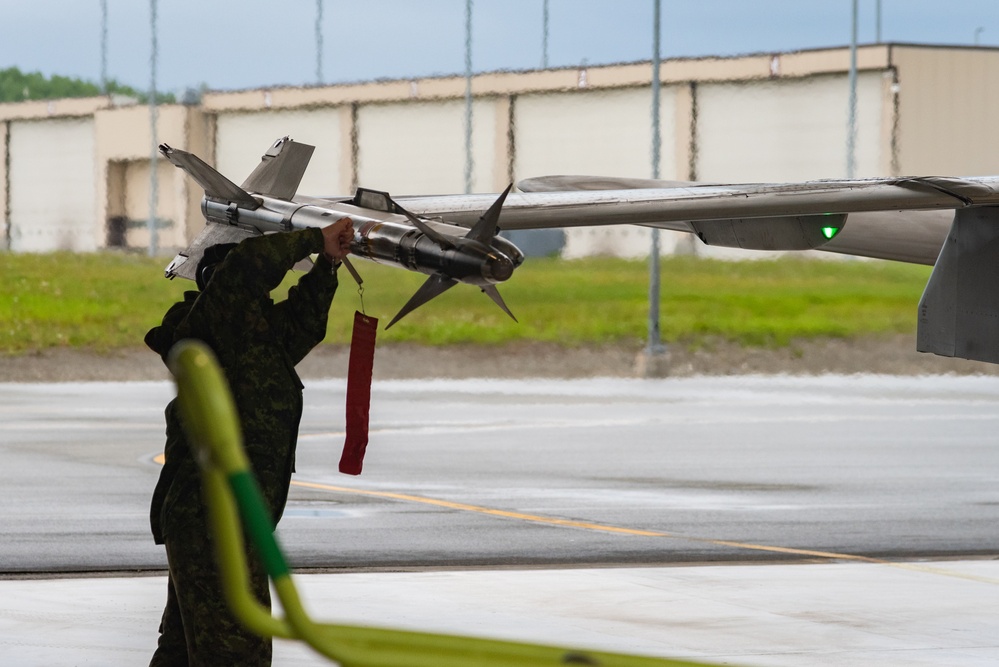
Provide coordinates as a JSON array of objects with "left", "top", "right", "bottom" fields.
[
  {"left": 315, "top": 0, "right": 324, "bottom": 84},
  {"left": 846, "top": 0, "right": 858, "bottom": 180},
  {"left": 646, "top": 0, "right": 664, "bottom": 356},
  {"left": 541, "top": 0, "right": 549, "bottom": 69},
  {"left": 876, "top": 0, "right": 882, "bottom": 43},
  {"left": 463, "top": 0, "right": 474, "bottom": 194},
  {"left": 148, "top": 0, "right": 159, "bottom": 256},
  {"left": 2, "top": 122, "right": 10, "bottom": 250},
  {"left": 651, "top": 14, "right": 661, "bottom": 181},
  {"left": 100, "top": 0, "right": 108, "bottom": 94}
]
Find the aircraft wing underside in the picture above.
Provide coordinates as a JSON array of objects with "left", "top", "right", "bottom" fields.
[
  {"left": 361, "top": 174, "right": 999, "bottom": 266},
  {"left": 361, "top": 174, "right": 999, "bottom": 363}
]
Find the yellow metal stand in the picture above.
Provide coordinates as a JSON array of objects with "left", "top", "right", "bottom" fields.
[{"left": 168, "top": 339, "right": 716, "bottom": 666}]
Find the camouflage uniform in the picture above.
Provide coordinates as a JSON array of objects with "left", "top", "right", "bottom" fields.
[{"left": 145, "top": 228, "right": 339, "bottom": 667}]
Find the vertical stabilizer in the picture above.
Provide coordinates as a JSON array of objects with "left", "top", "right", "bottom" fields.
[{"left": 918, "top": 206, "right": 999, "bottom": 363}]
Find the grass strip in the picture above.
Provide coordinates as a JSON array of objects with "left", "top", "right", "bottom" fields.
[{"left": 0, "top": 251, "right": 932, "bottom": 354}]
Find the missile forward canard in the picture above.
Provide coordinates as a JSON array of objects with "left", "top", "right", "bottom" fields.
[
  {"left": 160, "top": 138, "right": 524, "bottom": 328},
  {"left": 162, "top": 137, "right": 999, "bottom": 364}
]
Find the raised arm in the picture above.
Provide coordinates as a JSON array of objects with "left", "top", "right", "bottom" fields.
[
  {"left": 271, "top": 218, "right": 354, "bottom": 364},
  {"left": 175, "top": 229, "right": 328, "bottom": 359}
]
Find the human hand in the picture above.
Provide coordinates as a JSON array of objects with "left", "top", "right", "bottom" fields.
[{"left": 322, "top": 217, "right": 354, "bottom": 262}]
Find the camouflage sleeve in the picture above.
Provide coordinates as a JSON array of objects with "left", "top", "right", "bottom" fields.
[
  {"left": 210, "top": 228, "right": 325, "bottom": 297},
  {"left": 176, "top": 229, "right": 326, "bottom": 357},
  {"left": 270, "top": 251, "right": 339, "bottom": 365}
]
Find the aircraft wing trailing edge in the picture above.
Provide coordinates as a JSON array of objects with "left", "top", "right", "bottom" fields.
[{"left": 160, "top": 137, "right": 999, "bottom": 364}]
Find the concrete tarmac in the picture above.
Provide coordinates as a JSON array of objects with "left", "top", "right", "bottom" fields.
[
  {"left": 4, "top": 375, "right": 999, "bottom": 572},
  {"left": 2, "top": 559, "right": 997, "bottom": 666},
  {"left": 2, "top": 374, "right": 998, "bottom": 665}
]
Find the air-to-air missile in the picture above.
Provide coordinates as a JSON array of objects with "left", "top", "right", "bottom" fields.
[{"left": 160, "top": 137, "right": 523, "bottom": 328}]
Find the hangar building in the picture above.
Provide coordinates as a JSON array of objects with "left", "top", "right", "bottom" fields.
[{"left": 2, "top": 43, "right": 998, "bottom": 259}]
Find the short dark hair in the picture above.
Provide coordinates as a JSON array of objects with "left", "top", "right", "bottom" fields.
[{"left": 195, "top": 243, "right": 238, "bottom": 291}]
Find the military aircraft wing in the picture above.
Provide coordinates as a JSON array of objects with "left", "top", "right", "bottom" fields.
[
  {"left": 374, "top": 174, "right": 999, "bottom": 363},
  {"left": 518, "top": 175, "right": 957, "bottom": 266},
  {"left": 363, "top": 174, "right": 999, "bottom": 266}
]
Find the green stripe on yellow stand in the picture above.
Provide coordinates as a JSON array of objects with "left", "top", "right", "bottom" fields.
[{"left": 227, "top": 471, "right": 290, "bottom": 579}]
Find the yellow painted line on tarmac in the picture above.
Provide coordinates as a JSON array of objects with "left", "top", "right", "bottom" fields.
[
  {"left": 292, "top": 480, "right": 667, "bottom": 537},
  {"left": 291, "top": 478, "right": 999, "bottom": 586},
  {"left": 151, "top": 453, "right": 996, "bottom": 584}
]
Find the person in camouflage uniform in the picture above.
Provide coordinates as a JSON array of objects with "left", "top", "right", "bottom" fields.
[{"left": 145, "top": 220, "right": 353, "bottom": 667}]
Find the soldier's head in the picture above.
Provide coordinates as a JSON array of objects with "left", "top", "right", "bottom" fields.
[{"left": 195, "top": 243, "right": 238, "bottom": 291}]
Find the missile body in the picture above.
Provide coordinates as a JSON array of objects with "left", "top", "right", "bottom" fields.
[
  {"left": 200, "top": 195, "right": 524, "bottom": 288},
  {"left": 350, "top": 218, "right": 522, "bottom": 286}
]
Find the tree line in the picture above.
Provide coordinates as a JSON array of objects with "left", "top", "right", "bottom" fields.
[{"left": 0, "top": 67, "right": 175, "bottom": 104}]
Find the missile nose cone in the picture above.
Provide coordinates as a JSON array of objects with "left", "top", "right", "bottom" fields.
[{"left": 485, "top": 253, "right": 514, "bottom": 282}]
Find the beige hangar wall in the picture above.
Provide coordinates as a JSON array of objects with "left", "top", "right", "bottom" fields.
[
  {"left": 696, "top": 71, "right": 887, "bottom": 183},
  {"left": 95, "top": 104, "right": 201, "bottom": 252},
  {"left": 355, "top": 98, "right": 497, "bottom": 196},
  {"left": 7, "top": 45, "right": 999, "bottom": 259},
  {"left": 8, "top": 117, "right": 97, "bottom": 252},
  {"left": 215, "top": 108, "right": 345, "bottom": 196},
  {"left": 111, "top": 159, "right": 184, "bottom": 251},
  {"left": 892, "top": 46, "right": 999, "bottom": 177},
  {"left": 512, "top": 86, "right": 681, "bottom": 259},
  {"left": 513, "top": 87, "right": 675, "bottom": 179}
]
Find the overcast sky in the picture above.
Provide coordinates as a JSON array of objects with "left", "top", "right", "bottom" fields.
[{"left": 2, "top": 0, "right": 998, "bottom": 95}]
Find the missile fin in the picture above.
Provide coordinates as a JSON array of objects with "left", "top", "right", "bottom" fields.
[
  {"left": 466, "top": 184, "right": 512, "bottom": 244},
  {"left": 481, "top": 285, "right": 518, "bottom": 323},
  {"left": 386, "top": 273, "right": 458, "bottom": 329},
  {"left": 240, "top": 137, "right": 315, "bottom": 200},
  {"left": 159, "top": 144, "right": 259, "bottom": 209},
  {"left": 395, "top": 202, "right": 457, "bottom": 250},
  {"left": 164, "top": 223, "right": 257, "bottom": 280}
]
